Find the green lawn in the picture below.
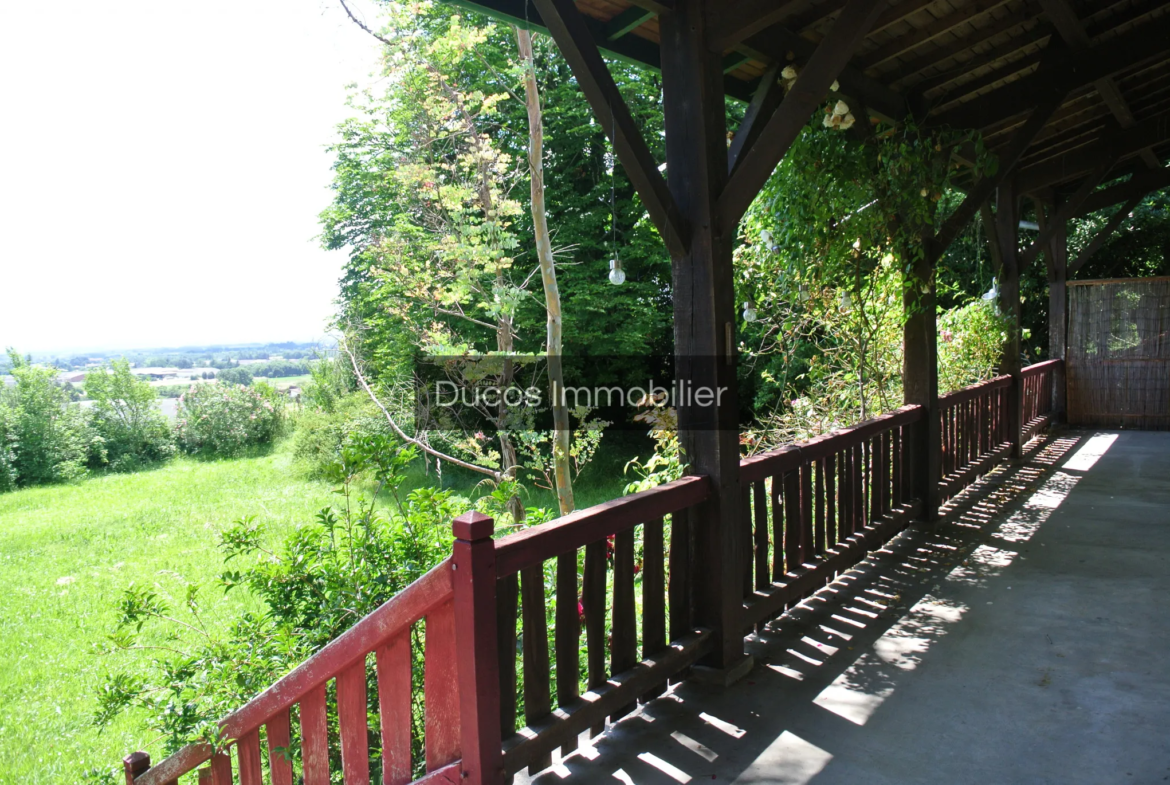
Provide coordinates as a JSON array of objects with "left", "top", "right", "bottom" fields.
[
  {"left": 0, "top": 434, "right": 638, "bottom": 783},
  {"left": 0, "top": 448, "right": 337, "bottom": 784}
]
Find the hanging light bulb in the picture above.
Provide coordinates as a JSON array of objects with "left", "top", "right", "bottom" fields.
[
  {"left": 743, "top": 301, "right": 758, "bottom": 322},
  {"left": 760, "top": 228, "right": 773, "bottom": 245},
  {"left": 608, "top": 257, "right": 626, "bottom": 286},
  {"left": 982, "top": 279, "right": 998, "bottom": 301}
]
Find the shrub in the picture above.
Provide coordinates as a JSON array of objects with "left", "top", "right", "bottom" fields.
[
  {"left": 291, "top": 391, "right": 391, "bottom": 478},
  {"left": 1, "top": 350, "right": 91, "bottom": 488},
  {"left": 175, "top": 382, "right": 284, "bottom": 457},
  {"left": 84, "top": 360, "right": 176, "bottom": 472},
  {"left": 97, "top": 436, "right": 468, "bottom": 773}
]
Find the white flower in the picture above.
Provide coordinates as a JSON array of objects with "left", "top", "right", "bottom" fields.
[
  {"left": 781, "top": 65, "right": 798, "bottom": 80},
  {"left": 823, "top": 113, "right": 837, "bottom": 128},
  {"left": 833, "top": 100, "right": 850, "bottom": 116},
  {"left": 839, "top": 112, "right": 856, "bottom": 130},
  {"left": 830, "top": 79, "right": 840, "bottom": 92},
  {"left": 920, "top": 188, "right": 929, "bottom": 197}
]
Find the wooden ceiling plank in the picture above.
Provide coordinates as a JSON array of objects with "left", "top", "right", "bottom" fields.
[
  {"left": 929, "top": 13, "right": 1170, "bottom": 131},
  {"left": 1016, "top": 109, "right": 1170, "bottom": 192},
  {"left": 530, "top": 0, "right": 689, "bottom": 257},
  {"left": 909, "top": 27, "right": 1047, "bottom": 95},
  {"left": 859, "top": 0, "right": 1015, "bottom": 70},
  {"left": 718, "top": 0, "right": 891, "bottom": 227}
]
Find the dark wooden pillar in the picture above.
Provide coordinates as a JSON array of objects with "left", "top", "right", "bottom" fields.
[
  {"left": 903, "top": 245, "right": 940, "bottom": 522},
  {"left": 659, "top": 0, "right": 748, "bottom": 679},
  {"left": 1047, "top": 215, "right": 1068, "bottom": 421},
  {"left": 995, "top": 181, "right": 1024, "bottom": 457}
]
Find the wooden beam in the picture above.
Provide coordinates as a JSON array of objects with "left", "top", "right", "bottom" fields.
[
  {"left": 531, "top": 0, "right": 689, "bottom": 258},
  {"left": 660, "top": 0, "right": 746, "bottom": 677},
  {"left": 727, "top": 64, "right": 785, "bottom": 175},
  {"left": 933, "top": 92, "right": 1066, "bottom": 257},
  {"left": 929, "top": 13, "right": 1170, "bottom": 131},
  {"left": 859, "top": 0, "right": 1015, "bottom": 70},
  {"left": 708, "top": 0, "right": 805, "bottom": 52},
  {"left": 1074, "top": 165, "right": 1170, "bottom": 215},
  {"left": 606, "top": 6, "right": 655, "bottom": 39},
  {"left": 718, "top": 0, "right": 890, "bottom": 228},
  {"left": 1018, "top": 157, "right": 1116, "bottom": 267},
  {"left": 1069, "top": 195, "right": 1142, "bottom": 272},
  {"left": 739, "top": 25, "right": 907, "bottom": 121},
  {"left": 919, "top": 48, "right": 1045, "bottom": 107},
  {"left": 995, "top": 181, "right": 1024, "bottom": 459},
  {"left": 1015, "top": 110, "right": 1170, "bottom": 192},
  {"left": 980, "top": 201, "right": 1004, "bottom": 274}
]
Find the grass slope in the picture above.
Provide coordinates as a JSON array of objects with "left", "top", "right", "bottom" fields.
[{"left": 0, "top": 449, "right": 336, "bottom": 784}]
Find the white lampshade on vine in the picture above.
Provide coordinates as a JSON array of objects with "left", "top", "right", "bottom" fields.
[
  {"left": 839, "top": 290, "right": 853, "bottom": 311},
  {"left": 742, "top": 302, "right": 758, "bottom": 322},
  {"left": 608, "top": 257, "right": 626, "bottom": 286}
]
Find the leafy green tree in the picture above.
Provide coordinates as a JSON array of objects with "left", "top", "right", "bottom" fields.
[
  {"left": 215, "top": 366, "right": 253, "bottom": 386},
  {"left": 84, "top": 359, "right": 176, "bottom": 472},
  {"left": 175, "top": 382, "right": 284, "bottom": 457},
  {"left": 0, "top": 350, "right": 90, "bottom": 488}
]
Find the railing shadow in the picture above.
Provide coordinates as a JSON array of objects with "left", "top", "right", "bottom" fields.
[{"left": 520, "top": 431, "right": 1086, "bottom": 785}]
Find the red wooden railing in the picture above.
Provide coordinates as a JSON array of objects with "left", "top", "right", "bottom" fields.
[
  {"left": 938, "top": 375, "right": 1012, "bottom": 501},
  {"left": 124, "top": 362, "right": 1063, "bottom": 785},
  {"left": 1022, "top": 359, "right": 1059, "bottom": 440},
  {"left": 738, "top": 404, "right": 926, "bottom": 628}
]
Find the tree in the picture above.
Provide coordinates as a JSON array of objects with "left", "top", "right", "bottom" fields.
[
  {"left": 85, "top": 360, "right": 176, "bottom": 471},
  {"left": 0, "top": 350, "right": 89, "bottom": 487},
  {"left": 216, "top": 367, "right": 253, "bottom": 386}
]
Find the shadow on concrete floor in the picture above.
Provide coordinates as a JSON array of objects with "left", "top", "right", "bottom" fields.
[{"left": 520, "top": 430, "right": 1170, "bottom": 785}]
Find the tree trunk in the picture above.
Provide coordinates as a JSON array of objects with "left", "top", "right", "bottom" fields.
[{"left": 516, "top": 27, "right": 575, "bottom": 517}]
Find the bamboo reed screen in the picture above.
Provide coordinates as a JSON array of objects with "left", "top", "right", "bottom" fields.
[{"left": 1067, "top": 277, "right": 1170, "bottom": 429}]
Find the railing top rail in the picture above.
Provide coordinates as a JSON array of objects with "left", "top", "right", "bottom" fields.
[
  {"left": 134, "top": 559, "right": 455, "bottom": 784},
  {"left": 1022, "top": 358, "right": 1062, "bottom": 376},
  {"left": 494, "top": 474, "right": 711, "bottom": 578},
  {"left": 938, "top": 374, "right": 1011, "bottom": 407},
  {"left": 739, "top": 403, "right": 925, "bottom": 483}
]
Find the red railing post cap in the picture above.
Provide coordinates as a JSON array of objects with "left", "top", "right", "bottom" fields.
[{"left": 453, "top": 510, "right": 494, "bottom": 541}]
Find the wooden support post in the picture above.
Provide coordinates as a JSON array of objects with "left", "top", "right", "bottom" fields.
[
  {"left": 903, "top": 245, "right": 940, "bottom": 522},
  {"left": 452, "top": 512, "right": 503, "bottom": 785},
  {"left": 1045, "top": 207, "right": 1068, "bottom": 422},
  {"left": 123, "top": 752, "right": 150, "bottom": 785},
  {"left": 995, "top": 182, "right": 1024, "bottom": 457},
  {"left": 659, "top": 0, "right": 750, "bottom": 682}
]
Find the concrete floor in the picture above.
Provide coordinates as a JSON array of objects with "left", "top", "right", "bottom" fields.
[{"left": 525, "top": 430, "right": 1170, "bottom": 785}]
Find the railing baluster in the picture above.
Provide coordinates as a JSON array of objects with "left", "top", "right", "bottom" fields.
[
  {"left": 825, "top": 453, "right": 837, "bottom": 549},
  {"left": 237, "top": 728, "right": 264, "bottom": 785},
  {"left": 555, "top": 551, "right": 580, "bottom": 740},
  {"left": 669, "top": 509, "right": 692, "bottom": 642},
  {"left": 852, "top": 442, "right": 863, "bottom": 534},
  {"left": 813, "top": 461, "right": 825, "bottom": 557},
  {"left": 300, "top": 683, "right": 330, "bottom": 785},
  {"left": 338, "top": 659, "right": 371, "bottom": 785},
  {"left": 583, "top": 538, "right": 607, "bottom": 735},
  {"left": 424, "top": 600, "right": 460, "bottom": 772},
  {"left": 376, "top": 631, "right": 412, "bottom": 785},
  {"left": 642, "top": 517, "right": 666, "bottom": 701},
  {"left": 800, "top": 463, "right": 813, "bottom": 568},
  {"left": 266, "top": 708, "right": 293, "bottom": 785},
  {"left": 891, "top": 428, "right": 902, "bottom": 508},
  {"left": 868, "top": 437, "right": 880, "bottom": 525},
  {"left": 741, "top": 484, "right": 753, "bottom": 598},
  {"left": 611, "top": 528, "right": 637, "bottom": 719},
  {"left": 210, "top": 749, "right": 233, "bottom": 785},
  {"left": 753, "top": 481, "right": 768, "bottom": 592},
  {"left": 496, "top": 573, "right": 519, "bottom": 740},
  {"left": 783, "top": 469, "right": 800, "bottom": 574},
  {"left": 520, "top": 563, "right": 552, "bottom": 771},
  {"left": 769, "top": 478, "right": 783, "bottom": 580}
]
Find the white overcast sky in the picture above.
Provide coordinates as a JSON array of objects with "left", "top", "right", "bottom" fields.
[{"left": 0, "top": 0, "right": 385, "bottom": 353}]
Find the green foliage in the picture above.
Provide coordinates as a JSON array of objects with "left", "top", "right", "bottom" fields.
[
  {"left": 291, "top": 391, "right": 391, "bottom": 478},
  {"left": 246, "top": 358, "right": 311, "bottom": 378},
  {"left": 215, "top": 366, "right": 253, "bottom": 386},
  {"left": 0, "top": 349, "right": 91, "bottom": 489},
  {"left": 97, "top": 435, "right": 467, "bottom": 775},
  {"left": 175, "top": 382, "right": 285, "bottom": 457},
  {"left": 937, "top": 300, "right": 1011, "bottom": 393},
  {"left": 84, "top": 360, "right": 176, "bottom": 472}
]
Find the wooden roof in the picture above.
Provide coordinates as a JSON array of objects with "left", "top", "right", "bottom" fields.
[{"left": 448, "top": 0, "right": 1170, "bottom": 201}]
